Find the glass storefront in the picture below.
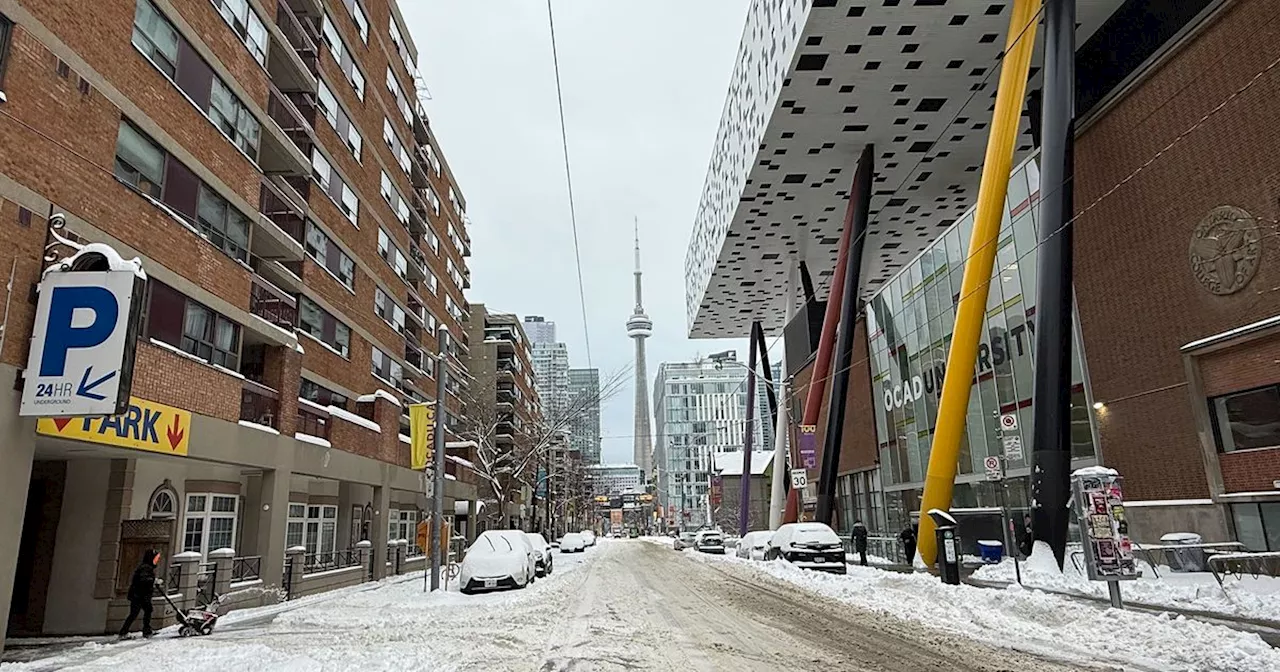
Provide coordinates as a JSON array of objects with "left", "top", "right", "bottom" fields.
[{"left": 865, "top": 155, "right": 1100, "bottom": 534}]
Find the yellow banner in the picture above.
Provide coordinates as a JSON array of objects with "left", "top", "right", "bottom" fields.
[
  {"left": 37, "top": 396, "right": 191, "bottom": 456},
  {"left": 409, "top": 403, "right": 435, "bottom": 470}
]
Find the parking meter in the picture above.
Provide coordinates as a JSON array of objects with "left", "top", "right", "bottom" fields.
[{"left": 928, "top": 508, "right": 961, "bottom": 585}]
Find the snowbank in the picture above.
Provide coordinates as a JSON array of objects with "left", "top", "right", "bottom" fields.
[
  {"left": 972, "top": 543, "right": 1280, "bottom": 623},
  {"left": 690, "top": 551, "right": 1280, "bottom": 672}
]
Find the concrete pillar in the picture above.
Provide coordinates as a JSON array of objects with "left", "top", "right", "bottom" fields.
[
  {"left": 173, "top": 551, "right": 202, "bottom": 612},
  {"left": 355, "top": 540, "right": 373, "bottom": 582},
  {"left": 209, "top": 547, "right": 235, "bottom": 599},
  {"left": 370, "top": 483, "right": 390, "bottom": 579},
  {"left": 395, "top": 539, "right": 408, "bottom": 574},
  {"left": 95, "top": 459, "right": 134, "bottom": 600},
  {"left": 467, "top": 500, "right": 478, "bottom": 543},
  {"left": 284, "top": 546, "right": 305, "bottom": 599},
  {"left": 0, "top": 387, "right": 35, "bottom": 653},
  {"left": 253, "top": 466, "right": 292, "bottom": 595}
]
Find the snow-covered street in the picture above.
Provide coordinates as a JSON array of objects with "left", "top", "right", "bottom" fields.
[{"left": 6, "top": 539, "right": 1082, "bottom": 672}]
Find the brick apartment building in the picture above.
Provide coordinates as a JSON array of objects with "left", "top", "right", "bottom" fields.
[
  {"left": 0, "top": 0, "right": 482, "bottom": 644},
  {"left": 687, "top": 0, "right": 1280, "bottom": 551}
]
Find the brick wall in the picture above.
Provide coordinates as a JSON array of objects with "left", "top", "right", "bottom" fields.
[
  {"left": 1073, "top": 0, "right": 1280, "bottom": 500},
  {"left": 1219, "top": 449, "right": 1280, "bottom": 494},
  {"left": 787, "top": 317, "right": 878, "bottom": 476},
  {"left": 131, "top": 342, "right": 241, "bottom": 422},
  {"left": 1198, "top": 335, "right": 1280, "bottom": 397}
]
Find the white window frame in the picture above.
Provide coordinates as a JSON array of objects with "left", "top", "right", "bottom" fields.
[
  {"left": 320, "top": 14, "right": 364, "bottom": 99},
  {"left": 317, "top": 80, "right": 361, "bottom": 159},
  {"left": 385, "top": 67, "right": 412, "bottom": 124},
  {"left": 182, "top": 493, "right": 239, "bottom": 559},
  {"left": 286, "top": 502, "right": 306, "bottom": 549},
  {"left": 304, "top": 504, "right": 338, "bottom": 559},
  {"left": 389, "top": 509, "right": 416, "bottom": 545}
]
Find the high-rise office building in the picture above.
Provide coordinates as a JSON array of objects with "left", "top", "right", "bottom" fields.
[
  {"left": 522, "top": 315, "right": 557, "bottom": 346},
  {"left": 526, "top": 316, "right": 570, "bottom": 423},
  {"left": 569, "top": 368, "right": 602, "bottom": 465},
  {"left": 652, "top": 355, "right": 760, "bottom": 529}
]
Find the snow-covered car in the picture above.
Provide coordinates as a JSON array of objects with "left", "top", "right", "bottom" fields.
[
  {"left": 559, "top": 532, "right": 586, "bottom": 553},
  {"left": 673, "top": 532, "right": 696, "bottom": 551},
  {"left": 460, "top": 530, "right": 539, "bottom": 594},
  {"left": 736, "top": 530, "right": 774, "bottom": 560},
  {"left": 523, "top": 532, "right": 554, "bottom": 576},
  {"left": 580, "top": 530, "right": 597, "bottom": 547},
  {"left": 694, "top": 530, "right": 726, "bottom": 554},
  {"left": 766, "top": 522, "right": 847, "bottom": 574}
]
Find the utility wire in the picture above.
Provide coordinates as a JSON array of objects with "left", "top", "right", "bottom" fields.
[{"left": 546, "top": 0, "right": 594, "bottom": 368}]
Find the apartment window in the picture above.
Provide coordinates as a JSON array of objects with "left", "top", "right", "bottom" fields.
[
  {"left": 446, "top": 259, "right": 464, "bottom": 288},
  {"left": 145, "top": 281, "right": 240, "bottom": 369},
  {"left": 426, "top": 228, "right": 440, "bottom": 255},
  {"left": 426, "top": 271, "right": 438, "bottom": 295},
  {"left": 1211, "top": 385, "right": 1280, "bottom": 453},
  {"left": 371, "top": 346, "right": 403, "bottom": 387},
  {"left": 183, "top": 494, "right": 238, "bottom": 558},
  {"left": 389, "top": 509, "right": 416, "bottom": 547},
  {"left": 445, "top": 295, "right": 462, "bottom": 320},
  {"left": 1231, "top": 503, "right": 1280, "bottom": 552},
  {"left": 304, "top": 505, "right": 338, "bottom": 561},
  {"left": 310, "top": 150, "right": 358, "bottom": 225},
  {"left": 388, "top": 16, "right": 414, "bottom": 73},
  {"left": 377, "top": 228, "right": 408, "bottom": 279},
  {"left": 132, "top": 1, "right": 260, "bottom": 158},
  {"left": 447, "top": 223, "right": 464, "bottom": 252},
  {"left": 196, "top": 185, "right": 249, "bottom": 262},
  {"left": 113, "top": 122, "right": 165, "bottom": 198},
  {"left": 299, "top": 296, "right": 351, "bottom": 357},
  {"left": 0, "top": 13, "right": 13, "bottom": 90},
  {"left": 374, "top": 287, "right": 406, "bottom": 331},
  {"left": 300, "top": 378, "right": 350, "bottom": 410},
  {"left": 385, "top": 67, "right": 411, "bottom": 124},
  {"left": 340, "top": 0, "right": 368, "bottom": 43},
  {"left": 423, "top": 143, "right": 440, "bottom": 174},
  {"left": 320, "top": 14, "right": 364, "bottom": 99},
  {"left": 448, "top": 187, "right": 461, "bottom": 214},
  {"left": 425, "top": 187, "right": 441, "bottom": 216},
  {"left": 382, "top": 119, "right": 411, "bottom": 175},
  {"left": 425, "top": 309, "right": 438, "bottom": 333},
  {"left": 182, "top": 300, "right": 240, "bottom": 369},
  {"left": 304, "top": 222, "right": 355, "bottom": 289},
  {"left": 317, "top": 80, "right": 362, "bottom": 159},
  {"left": 210, "top": 0, "right": 267, "bottom": 64},
  {"left": 286, "top": 503, "right": 306, "bottom": 548},
  {"left": 380, "top": 172, "right": 410, "bottom": 226},
  {"left": 131, "top": 0, "right": 178, "bottom": 77}
]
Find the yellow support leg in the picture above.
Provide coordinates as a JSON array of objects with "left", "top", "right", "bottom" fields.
[{"left": 916, "top": 0, "right": 1042, "bottom": 568}]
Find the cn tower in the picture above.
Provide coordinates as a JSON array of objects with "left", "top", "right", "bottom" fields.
[{"left": 627, "top": 218, "right": 654, "bottom": 479}]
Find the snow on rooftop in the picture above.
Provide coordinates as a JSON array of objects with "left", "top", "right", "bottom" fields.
[
  {"left": 1071, "top": 466, "right": 1119, "bottom": 477},
  {"left": 357, "top": 389, "right": 403, "bottom": 407}
]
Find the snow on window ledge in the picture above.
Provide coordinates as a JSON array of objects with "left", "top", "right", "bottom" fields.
[
  {"left": 328, "top": 404, "right": 381, "bottom": 433},
  {"left": 357, "top": 389, "right": 402, "bottom": 407},
  {"left": 239, "top": 420, "right": 280, "bottom": 435},
  {"left": 148, "top": 338, "right": 250, "bottom": 383},
  {"left": 294, "top": 432, "right": 332, "bottom": 448}
]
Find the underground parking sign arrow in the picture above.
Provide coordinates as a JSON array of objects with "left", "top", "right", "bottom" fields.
[
  {"left": 166, "top": 415, "right": 185, "bottom": 451},
  {"left": 75, "top": 367, "right": 117, "bottom": 401}
]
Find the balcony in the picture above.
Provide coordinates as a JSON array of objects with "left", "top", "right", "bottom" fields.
[
  {"left": 259, "top": 84, "right": 311, "bottom": 177},
  {"left": 241, "top": 379, "right": 280, "bottom": 429},
  {"left": 283, "top": 0, "right": 322, "bottom": 19},
  {"left": 254, "top": 178, "right": 306, "bottom": 262},
  {"left": 268, "top": 1, "right": 317, "bottom": 93},
  {"left": 250, "top": 274, "right": 298, "bottom": 330},
  {"left": 266, "top": 85, "right": 316, "bottom": 160},
  {"left": 297, "top": 400, "right": 330, "bottom": 441}
]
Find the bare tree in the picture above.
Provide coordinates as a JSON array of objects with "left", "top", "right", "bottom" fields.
[{"left": 458, "top": 367, "right": 629, "bottom": 528}]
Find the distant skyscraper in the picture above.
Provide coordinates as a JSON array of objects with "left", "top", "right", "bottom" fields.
[
  {"left": 626, "top": 221, "right": 654, "bottom": 480},
  {"left": 757, "top": 362, "right": 783, "bottom": 450},
  {"left": 652, "top": 355, "right": 759, "bottom": 529},
  {"left": 523, "top": 316, "right": 556, "bottom": 346},
  {"left": 530, "top": 338, "right": 570, "bottom": 422},
  {"left": 569, "top": 368, "right": 602, "bottom": 465}
]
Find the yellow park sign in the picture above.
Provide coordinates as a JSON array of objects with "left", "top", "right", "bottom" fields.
[{"left": 37, "top": 396, "right": 192, "bottom": 456}]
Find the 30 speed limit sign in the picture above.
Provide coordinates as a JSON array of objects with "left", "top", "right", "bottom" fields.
[{"left": 790, "top": 470, "right": 808, "bottom": 489}]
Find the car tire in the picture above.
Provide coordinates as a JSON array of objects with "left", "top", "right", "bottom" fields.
[{"left": 461, "top": 586, "right": 474, "bottom": 595}]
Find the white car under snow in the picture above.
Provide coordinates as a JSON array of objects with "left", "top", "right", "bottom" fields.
[
  {"left": 559, "top": 533, "right": 586, "bottom": 553},
  {"left": 736, "top": 530, "right": 774, "bottom": 560},
  {"left": 460, "top": 530, "right": 539, "bottom": 594}
]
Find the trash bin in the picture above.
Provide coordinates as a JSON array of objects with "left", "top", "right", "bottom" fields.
[
  {"left": 977, "top": 540, "right": 1004, "bottom": 564},
  {"left": 1160, "top": 532, "right": 1206, "bottom": 572}
]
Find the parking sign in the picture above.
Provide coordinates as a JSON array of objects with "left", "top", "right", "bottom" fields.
[
  {"left": 21, "top": 270, "right": 142, "bottom": 417},
  {"left": 984, "top": 456, "right": 1004, "bottom": 481}
]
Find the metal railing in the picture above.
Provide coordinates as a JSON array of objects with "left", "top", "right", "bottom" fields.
[
  {"left": 259, "top": 178, "right": 307, "bottom": 245},
  {"left": 166, "top": 563, "right": 182, "bottom": 594},
  {"left": 232, "top": 555, "right": 262, "bottom": 583},
  {"left": 302, "top": 549, "right": 360, "bottom": 574},
  {"left": 196, "top": 562, "right": 216, "bottom": 607},
  {"left": 275, "top": 0, "right": 318, "bottom": 70},
  {"left": 840, "top": 535, "right": 909, "bottom": 565},
  {"left": 1208, "top": 551, "right": 1280, "bottom": 586},
  {"left": 249, "top": 274, "right": 298, "bottom": 329},
  {"left": 267, "top": 85, "right": 316, "bottom": 156},
  {"left": 240, "top": 379, "right": 280, "bottom": 429},
  {"left": 296, "top": 404, "right": 330, "bottom": 440}
]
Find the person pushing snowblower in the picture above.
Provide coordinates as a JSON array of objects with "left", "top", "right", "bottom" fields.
[{"left": 119, "top": 549, "right": 161, "bottom": 639}]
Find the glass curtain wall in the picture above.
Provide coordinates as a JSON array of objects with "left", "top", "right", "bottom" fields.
[{"left": 866, "top": 155, "right": 1099, "bottom": 534}]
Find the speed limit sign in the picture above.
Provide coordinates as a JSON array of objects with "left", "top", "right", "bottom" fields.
[{"left": 790, "top": 470, "right": 808, "bottom": 489}]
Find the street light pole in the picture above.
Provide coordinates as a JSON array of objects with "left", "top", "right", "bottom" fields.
[{"left": 429, "top": 326, "right": 449, "bottom": 592}]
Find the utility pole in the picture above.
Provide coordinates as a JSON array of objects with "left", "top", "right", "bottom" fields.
[{"left": 429, "top": 326, "right": 449, "bottom": 592}]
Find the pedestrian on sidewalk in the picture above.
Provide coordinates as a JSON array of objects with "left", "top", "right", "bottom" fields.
[
  {"left": 1018, "top": 514, "right": 1034, "bottom": 558},
  {"left": 851, "top": 519, "right": 869, "bottom": 566},
  {"left": 118, "top": 549, "right": 161, "bottom": 640},
  {"left": 899, "top": 524, "right": 917, "bottom": 566}
]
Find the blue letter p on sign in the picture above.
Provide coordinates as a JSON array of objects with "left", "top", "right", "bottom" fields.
[{"left": 39, "top": 286, "right": 119, "bottom": 377}]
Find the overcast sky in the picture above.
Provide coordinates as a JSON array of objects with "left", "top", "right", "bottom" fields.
[{"left": 402, "top": 1, "right": 752, "bottom": 464}]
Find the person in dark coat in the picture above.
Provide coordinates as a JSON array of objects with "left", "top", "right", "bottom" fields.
[
  {"left": 851, "top": 520, "right": 869, "bottom": 566},
  {"left": 899, "top": 524, "right": 917, "bottom": 565},
  {"left": 119, "top": 548, "right": 160, "bottom": 639},
  {"left": 1018, "top": 514, "right": 1035, "bottom": 558}
]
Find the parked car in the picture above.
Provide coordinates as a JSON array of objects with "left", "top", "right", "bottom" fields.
[
  {"left": 766, "top": 522, "right": 847, "bottom": 574},
  {"left": 694, "top": 530, "right": 726, "bottom": 554},
  {"left": 673, "top": 532, "right": 697, "bottom": 551},
  {"left": 560, "top": 532, "right": 586, "bottom": 553},
  {"left": 628, "top": 528, "right": 640, "bottom": 538},
  {"left": 460, "top": 530, "right": 539, "bottom": 594},
  {"left": 523, "top": 532, "right": 554, "bottom": 577},
  {"left": 736, "top": 530, "right": 774, "bottom": 560},
  {"left": 580, "top": 530, "right": 597, "bottom": 547}
]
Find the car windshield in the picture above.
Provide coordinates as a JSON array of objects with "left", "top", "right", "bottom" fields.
[
  {"left": 472, "top": 534, "right": 513, "bottom": 555},
  {"left": 793, "top": 528, "right": 839, "bottom": 544}
]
